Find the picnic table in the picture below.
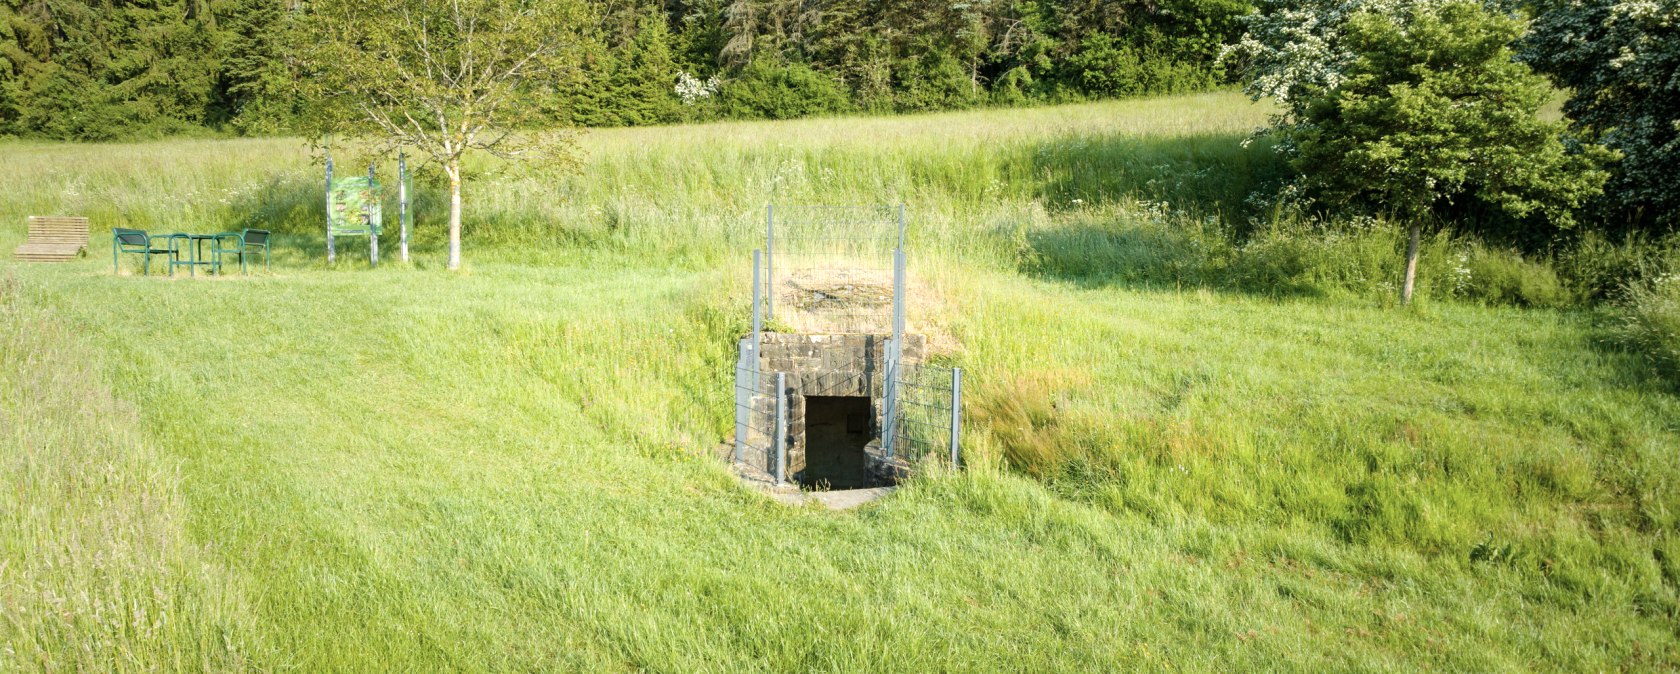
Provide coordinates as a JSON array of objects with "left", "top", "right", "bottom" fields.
[
  {"left": 114, "top": 229, "right": 270, "bottom": 277},
  {"left": 165, "top": 233, "right": 224, "bottom": 277}
]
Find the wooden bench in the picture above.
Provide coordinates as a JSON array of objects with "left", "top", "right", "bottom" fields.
[{"left": 13, "top": 216, "right": 90, "bottom": 262}]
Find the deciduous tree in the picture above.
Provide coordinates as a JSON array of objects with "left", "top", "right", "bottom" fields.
[
  {"left": 297, "top": 0, "right": 586, "bottom": 270},
  {"left": 1230, "top": 0, "right": 1611, "bottom": 303},
  {"left": 1524, "top": 0, "right": 1680, "bottom": 229}
]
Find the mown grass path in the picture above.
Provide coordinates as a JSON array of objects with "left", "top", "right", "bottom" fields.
[{"left": 5, "top": 252, "right": 1676, "bottom": 671}]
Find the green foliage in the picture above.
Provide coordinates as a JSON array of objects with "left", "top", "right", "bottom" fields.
[
  {"left": 716, "top": 57, "right": 854, "bottom": 120},
  {"left": 1290, "top": 2, "right": 1610, "bottom": 229},
  {"left": 1557, "top": 231, "right": 1680, "bottom": 301},
  {"left": 1458, "top": 244, "right": 1575, "bottom": 308},
  {"left": 1063, "top": 34, "right": 1217, "bottom": 99},
  {"left": 1617, "top": 272, "right": 1680, "bottom": 381},
  {"left": 571, "top": 8, "right": 683, "bottom": 127},
  {"left": 0, "top": 0, "right": 224, "bottom": 139},
  {"left": 216, "top": 0, "right": 296, "bottom": 134},
  {"left": 1525, "top": 0, "right": 1680, "bottom": 230},
  {"left": 0, "top": 0, "right": 1256, "bottom": 139}
]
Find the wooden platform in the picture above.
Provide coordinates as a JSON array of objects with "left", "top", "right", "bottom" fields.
[{"left": 12, "top": 216, "right": 89, "bottom": 262}]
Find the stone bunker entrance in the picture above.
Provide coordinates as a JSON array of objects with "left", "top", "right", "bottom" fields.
[
  {"left": 727, "top": 204, "right": 962, "bottom": 506},
  {"left": 736, "top": 332, "right": 925, "bottom": 491},
  {"left": 801, "top": 395, "right": 873, "bottom": 489}
]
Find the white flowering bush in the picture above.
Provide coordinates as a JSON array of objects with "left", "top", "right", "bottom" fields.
[
  {"left": 1223, "top": 0, "right": 1453, "bottom": 126},
  {"left": 1524, "top": 0, "right": 1680, "bottom": 227},
  {"left": 674, "top": 71, "right": 720, "bottom": 106},
  {"left": 1226, "top": 0, "right": 1609, "bottom": 228}
]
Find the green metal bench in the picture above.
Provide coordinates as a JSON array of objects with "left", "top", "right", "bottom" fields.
[
  {"left": 112, "top": 228, "right": 171, "bottom": 275},
  {"left": 212, "top": 229, "right": 271, "bottom": 274}
]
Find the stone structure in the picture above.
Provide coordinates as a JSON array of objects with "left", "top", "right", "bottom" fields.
[{"left": 735, "top": 332, "right": 924, "bottom": 486}]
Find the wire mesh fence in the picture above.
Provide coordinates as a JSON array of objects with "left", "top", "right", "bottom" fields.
[
  {"left": 659, "top": 345, "right": 964, "bottom": 485},
  {"left": 764, "top": 204, "right": 904, "bottom": 334},
  {"left": 731, "top": 364, "right": 785, "bottom": 480},
  {"left": 887, "top": 362, "right": 962, "bottom": 468}
]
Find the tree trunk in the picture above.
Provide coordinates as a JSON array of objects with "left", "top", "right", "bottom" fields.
[
  {"left": 447, "top": 159, "right": 463, "bottom": 271},
  {"left": 1401, "top": 223, "right": 1421, "bottom": 305}
]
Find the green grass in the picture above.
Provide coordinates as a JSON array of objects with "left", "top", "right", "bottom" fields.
[{"left": 3, "top": 91, "right": 1678, "bottom": 671}]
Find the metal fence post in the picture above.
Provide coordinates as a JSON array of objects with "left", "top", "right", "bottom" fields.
[
  {"left": 765, "top": 204, "right": 775, "bottom": 322},
  {"left": 737, "top": 250, "right": 766, "bottom": 465},
  {"left": 399, "top": 152, "right": 409, "bottom": 263},
  {"left": 892, "top": 246, "right": 906, "bottom": 343},
  {"left": 897, "top": 203, "right": 906, "bottom": 251},
  {"left": 325, "top": 139, "right": 335, "bottom": 264},
  {"left": 752, "top": 249, "right": 763, "bottom": 360},
  {"left": 881, "top": 359, "right": 896, "bottom": 459},
  {"left": 734, "top": 338, "right": 749, "bottom": 464},
  {"left": 883, "top": 246, "right": 907, "bottom": 459},
  {"left": 774, "top": 372, "right": 787, "bottom": 487},
  {"left": 368, "top": 163, "right": 379, "bottom": 267},
  {"left": 950, "top": 367, "right": 963, "bottom": 468}
]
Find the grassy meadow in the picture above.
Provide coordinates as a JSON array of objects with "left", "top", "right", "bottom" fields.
[{"left": 3, "top": 91, "right": 1678, "bottom": 671}]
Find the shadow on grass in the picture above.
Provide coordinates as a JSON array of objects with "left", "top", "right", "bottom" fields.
[
  {"left": 1014, "top": 131, "right": 1288, "bottom": 221},
  {"left": 1019, "top": 222, "right": 1327, "bottom": 299},
  {"left": 1005, "top": 131, "right": 1328, "bottom": 298},
  {"left": 1583, "top": 310, "right": 1680, "bottom": 397}
]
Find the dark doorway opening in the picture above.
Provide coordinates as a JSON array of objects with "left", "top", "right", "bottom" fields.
[{"left": 799, "top": 396, "right": 875, "bottom": 489}]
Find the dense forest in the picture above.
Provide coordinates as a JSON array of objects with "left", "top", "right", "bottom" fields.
[{"left": 0, "top": 0, "right": 1251, "bottom": 140}]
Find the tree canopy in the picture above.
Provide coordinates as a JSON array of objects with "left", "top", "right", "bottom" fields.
[
  {"left": 1291, "top": 1, "right": 1610, "bottom": 229},
  {"left": 1229, "top": 0, "right": 1610, "bottom": 231},
  {"left": 1228, "top": 0, "right": 1612, "bottom": 302},
  {"left": 1524, "top": 0, "right": 1680, "bottom": 230},
  {"left": 1, "top": 0, "right": 1257, "bottom": 140},
  {"left": 296, "top": 0, "right": 588, "bottom": 270}
]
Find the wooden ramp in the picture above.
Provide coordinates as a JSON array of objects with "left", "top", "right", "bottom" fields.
[{"left": 13, "top": 216, "right": 90, "bottom": 262}]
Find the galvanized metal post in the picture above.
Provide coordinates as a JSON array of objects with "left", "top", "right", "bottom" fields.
[
  {"left": 752, "top": 249, "right": 763, "bottom": 361},
  {"left": 368, "top": 163, "right": 379, "bottom": 267},
  {"left": 734, "top": 338, "right": 749, "bottom": 464},
  {"left": 893, "top": 246, "right": 906, "bottom": 344},
  {"left": 950, "top": 367, "right": 963, "bottom": 468},
  {"left": 765, "top": 204, "right": 774, "bottom": 322},
  {"left": 883, "top": 245, "right": 907, "bottom": 459},
  {"left": 774, "top": 372, "right": 787, "bottom": 487},
  {"left": 736, "top": 249, "right": 763, "bottom": 465},
  {"left": 897, "top": 203, "right": 906, "bottom": 251},
  {"left": 399, "top": 152, "right": 409, "bottom": 263},
  {"left": 325, "top": 138, "right": 335, "bottom": 264},
  {"left": 881, "top": 368, "right": 896, "bottom": 459}
]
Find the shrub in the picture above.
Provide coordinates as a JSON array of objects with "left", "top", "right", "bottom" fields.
[
  {"left": 1557, "top": 232, "right": 1680, "bottom": 302},
  {"left": 1617, "top": 274, "right": 1680, "bottom": 380},
  {"left": 717, "top": 58, "right": 854, "bottom": 120},
  {"left": 1460, "top": 245, "right": 1575, "bottom": 308},
  {"left": 1525, "top": 0, "right": 1680, "bottom": 229},
  {"left": 1063, "top": 35, "right": 1217, "bottom": 99}
]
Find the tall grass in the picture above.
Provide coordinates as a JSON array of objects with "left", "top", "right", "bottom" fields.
[
  {"left": 0, "top": 92, "right": 1277, "bottom": 266},
  {"left": 2, "top": 92, "right": 1679, "bottom": 670},
  {"left": 1618, "top": 274, "right": 1680, "bottom": 381},
  {"left": 0, "top": 274, "right": 257, "bottom": 670}
]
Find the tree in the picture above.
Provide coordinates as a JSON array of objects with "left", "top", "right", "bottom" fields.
[
  {"left": 1524, "top": 0, "right": 1680, "bottom": 230},
  {"left": 1, "top": 0, "right": 222, "bottom": 139},
  {"left": 296, "top": 0, "right": 587, "bottom": 270},
  {"left": 215, "top": 0, "right": 298, "bottom": 134},
  {"left": 1230, "top": 0, "right": 1610, "bottom": 303}
]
